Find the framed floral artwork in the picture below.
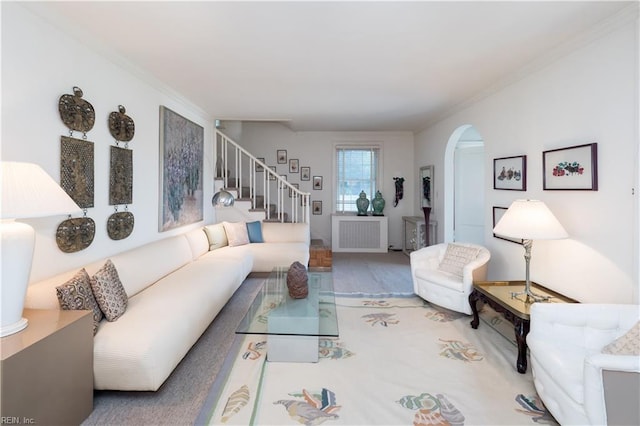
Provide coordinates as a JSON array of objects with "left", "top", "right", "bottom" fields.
[
  {"left": 313, "top": 176, "right": 323, "bottom": 190},
  {"left": 300, "top": 166, "right": 310, "bottom": 181},
  {"left": 289, "top": 158, "right": 299, "bottom": 173},
  {"left": 312, "top": 200, "right": 322, "bottom": 215},
  {"left": 277, "top": 150, "right": 287, "bottom": 164},
  {"left": 543, "top": 143, "right": 598, "bottom": 190},
  {"left": 493, "top": 206, "right": 523, "bottom": 244}
]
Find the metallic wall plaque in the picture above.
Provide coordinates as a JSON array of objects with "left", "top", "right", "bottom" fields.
[
  {"left": 109, "top": 146, "right": 133, "bottom": 205},
  {"left": 61, "top": 136, "right": 94, "bottom": 208},
  {"left": 58, "top": 86, "right": 95, "bottom": 133},
  {"left": 107, "top": 211, "right": 134, "bottom": 240},
  {"left": 56, "top": 217, "right": 96, "bottom": 253},
  {"left": 108, "top": 105, "right": 135, "bottom": 142}
]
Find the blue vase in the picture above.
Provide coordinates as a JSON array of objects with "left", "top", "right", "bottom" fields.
[{"left": 356, "top": 191, "right": 369, "bottom": 216}]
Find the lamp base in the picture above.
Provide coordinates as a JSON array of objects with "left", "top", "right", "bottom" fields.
[
  {"left": 1, "top": 317, "right": 28, "bottom": 337},
  {"left": 510, "top": 288, "right": 550, "bottom": 303}
]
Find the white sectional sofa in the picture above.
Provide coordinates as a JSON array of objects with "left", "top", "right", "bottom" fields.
[{"left": 24, "top": 221, "right": 309, "bottom": 391}]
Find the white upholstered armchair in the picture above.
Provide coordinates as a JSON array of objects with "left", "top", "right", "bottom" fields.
[
  {"left": 527, "top": 303, "right": 640, "bottom": 425},
  {"left": 410, "top": 242, "right": 490, "bottom": 315}
]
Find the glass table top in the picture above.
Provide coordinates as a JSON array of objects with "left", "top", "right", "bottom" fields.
[{"left": 236, "top": 267, "right": 339, "bottom": 337}]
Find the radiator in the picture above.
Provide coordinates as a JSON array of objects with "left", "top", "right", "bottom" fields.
[{"left": 331, "top": 215, "right": 388, "bottom": 253}]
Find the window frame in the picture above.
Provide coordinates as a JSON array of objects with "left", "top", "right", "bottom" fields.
[{"left": 332, "top": 143, "right": 383, "bottom": 214}]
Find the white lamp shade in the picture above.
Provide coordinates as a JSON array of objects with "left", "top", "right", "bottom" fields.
[
  {"left": 493, "top": 199, "right": 568, "bottom": 240},
  {"left": 1, "top": 161, "right": 81, "bottom": 219}
]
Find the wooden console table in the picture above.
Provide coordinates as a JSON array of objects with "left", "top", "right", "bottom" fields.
[
  {"left": 469, "top": 281, "right": 577, "bottom": 374},
  {"left": 1, "top": 309, "right": 93, "bottom": 424}
]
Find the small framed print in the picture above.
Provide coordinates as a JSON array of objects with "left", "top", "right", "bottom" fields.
[
  {"left": 300, "top": 166, "right": 311, "bottom": 181},
  {"left": 255, "top": 157, "right": 265, "bottom": 172},
  {"left": 312, "top": 200, "right": 322, "bottom": 215},
  {"left": 543, "top": 143, "right": 598, "bottom": 190},
  {"left": 277, "top": 150, "right": 287, "bottom": 164},
  {"left": 493, "top": 155, "right": 526, "bottom": 191},
  {"left": 313, "top": 176, "right": 323, "bottom": 190},
  {"left": 289, "top": 183, "right": 299, "bottom": 197},
  {"left": 281, "top": 174, "right": 287, "bottom": 182},
  {"left": 493, "top": 206, "right": 523, "bottom": 244},
  {"left": 268, "top": 166, "right": 277, "bottom": 180},
  {"left": 289, "top": 158, "right": 299, "bottom": 173}
]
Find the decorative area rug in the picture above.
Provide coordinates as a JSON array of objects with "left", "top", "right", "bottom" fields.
[{"left": 196, "top": 295, "right": 556, "bottom": 425}]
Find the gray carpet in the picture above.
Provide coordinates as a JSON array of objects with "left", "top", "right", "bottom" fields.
[{"left": 82, "top": 251, "right": 413, "bottom": 426}]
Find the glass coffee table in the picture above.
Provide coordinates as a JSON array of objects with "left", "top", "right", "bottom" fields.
[{"left": 236, "top": 267, "right": 338, "bottom": 362}]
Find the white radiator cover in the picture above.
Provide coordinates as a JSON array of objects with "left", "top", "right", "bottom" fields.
[{"left": 331, "top": 215, "right": 388, "bottom": 253}]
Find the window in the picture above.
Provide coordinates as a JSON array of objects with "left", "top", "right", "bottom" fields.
[{"left": 335, "top": 145, "right": 381, "bottom": 213}]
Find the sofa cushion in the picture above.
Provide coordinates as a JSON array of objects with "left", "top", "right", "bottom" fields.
[
  {"left": 602, "top": 321, "right": 640, "bottom": 355},
  {"left": 110, "top": 235, "right": 192, "bottom": 298},
  {"left": 262, "top": 222, "right": 309, "bottom": 245},
  {"left": 246, "top": 221, "right": 264, "bottom": 243},
  {"left": 184, "top": 228, "right": 209, "bottom": 260},
  {"left": 415, "top": 268, "right": 465, "bottom": 292},
  {"left": 438, "top": 243, "right": 479, "bottom": 278},
  {"left": 204, "top": 223, "right": 228, "bottom": 250},
  {"left": 90, "top": 260, "right": 128, "bottom": 321},
  {"left": 223, "top": 221, "right": 250, "bottom": 247},
  {"left": 56, "top": 268, "right": 103, "bottom": 335},
  {"left": 247, "top": 242, "right": 310, "bottom": 272}
]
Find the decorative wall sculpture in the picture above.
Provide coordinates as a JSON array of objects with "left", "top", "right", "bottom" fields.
[
  {"left": 57, "top": 86, "right": 96, "bottom": 252},
  {"left": 108, "top": 104, "right": 135, "bottom": 240},
  {"left": 159, "top": 106, "right": 204, "bottom": 232}
]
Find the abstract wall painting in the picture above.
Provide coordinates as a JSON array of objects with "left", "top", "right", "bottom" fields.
[{"left": 159, "top": 106, "right": 204, "bottom": 231}]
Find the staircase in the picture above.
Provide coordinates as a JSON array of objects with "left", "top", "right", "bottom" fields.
[{"left": 214, "top": 130, "right": 310, "bottom": 224}]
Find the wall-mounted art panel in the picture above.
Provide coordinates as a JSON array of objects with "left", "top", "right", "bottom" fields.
[
  {"left": 159, "top": 106, "right": 203, "bottom": 231},
  {"left": 109, "top": 146, "right": 132, "bottom": 205},
  {"left": 60, "top": 136, "right": 94, "bottom": 208}
]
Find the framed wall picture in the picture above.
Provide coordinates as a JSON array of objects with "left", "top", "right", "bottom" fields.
[
  {"left": 313, "top": 176, "right": 323, "bottom": 190},
  {"left": 255, "top": 157, "right": 265, "bottom": 172},
  {"left": 277, "top": 150, "right": 287, "bottom": 164},
  {"left": 493, "top": 206, "right": 523, "bottom": 244},
  {"left": 268, "top": 166, "right": 277, "bottom": 180},
  {"left": 289, "top": 183, "right": 299, "bottom": 197},
  {"left": 159, "top": 106, "right": 204, "bottom": 232},
  {"left": 289, "top": 158, "right": 299, "bottom": 173},
  {"left": 493, "top": 155, "right": 526, "bottom": 191},
  {"left": 312, "top": 200, "right": 322, "bottom": 215},
  {"left": 543, "top": 143, "right": 598, "bottom": 190},
  {"left": 300, "top": 166, "right": 311, "bottom": 181}
]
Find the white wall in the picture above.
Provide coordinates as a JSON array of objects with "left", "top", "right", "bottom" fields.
[
  {"left": 238, "top": 122, "right": 415, "bottom": 248},
  {"left": 1, "top": 4, "right": 216, "bottom": 282},
  {"left": 415, "top": 12, "right": 639, "bottom": 304}
]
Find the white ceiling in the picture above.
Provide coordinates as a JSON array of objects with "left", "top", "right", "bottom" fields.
[{"left": 25, "top": 1, "right": 632, "bottom": 132}]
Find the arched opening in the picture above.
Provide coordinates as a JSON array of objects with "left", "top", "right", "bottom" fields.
[{"left": 444, "top": 125, "right": 485, "bottom": 243}]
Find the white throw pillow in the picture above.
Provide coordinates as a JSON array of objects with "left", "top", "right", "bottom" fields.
[
  {"left": 222, "top": 221, "right": 250, "bottom": 247},
  {"left": 438, "top": 244, "right": 480, "bottom": 278},
  {"left": 602, "top": 321, "right": 640, "bottom": 356},
  {"left": 204, "top": 223, "right": 229, "bottom": 250}
]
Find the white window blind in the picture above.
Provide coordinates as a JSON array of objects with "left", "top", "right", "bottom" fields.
[{"left": 335, "top": 146, "right": 380, "bottom": 213}]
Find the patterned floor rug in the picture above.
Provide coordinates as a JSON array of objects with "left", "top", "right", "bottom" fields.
[{"left": 196, "top": 295, "right": 557, "bottom": 425}]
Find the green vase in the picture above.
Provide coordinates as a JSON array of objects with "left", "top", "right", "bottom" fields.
[
  {"left": 356, "top": 191, "right": 369, "bottom": 216},
  {"left": 372, "top": 191, "right": 385, "bottom": 216}
]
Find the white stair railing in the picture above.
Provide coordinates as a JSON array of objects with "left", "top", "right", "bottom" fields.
[{"left": 215, "top": 130, "right": 310, "bottom": 223}]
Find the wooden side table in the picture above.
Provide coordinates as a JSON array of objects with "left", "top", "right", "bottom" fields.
[
  {"left": 309, "top": 239, "right": 332, "bottom": 271},
  {"left": 469, "top": 281, "right": 577, "bottom": 374},
  {"left": 1, "top": 309, "right": 93, "bottom": 424}
]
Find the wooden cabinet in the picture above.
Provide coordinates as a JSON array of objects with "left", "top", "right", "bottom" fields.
[{"left": 1, "top": 309, "right": 93, "bottom": 424}]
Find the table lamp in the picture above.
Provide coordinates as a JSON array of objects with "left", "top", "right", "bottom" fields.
[
  {"left": 493, "top": 199, "right": 568, "bottom": 302},
  {"left": 1, "top": 161, "right": 81, "bottom": 337}
]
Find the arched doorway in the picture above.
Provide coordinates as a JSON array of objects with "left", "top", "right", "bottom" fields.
[{"left": 443, "top": 125, "right": 485, "bottom": 244}]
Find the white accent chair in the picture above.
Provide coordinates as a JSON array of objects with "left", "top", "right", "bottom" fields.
[
  {"left": 527, "top": 303, "right": 640, "bottom": 425},
  {"left": 410, "top": 242, "right": 490, "bottom": 315}
]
